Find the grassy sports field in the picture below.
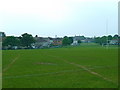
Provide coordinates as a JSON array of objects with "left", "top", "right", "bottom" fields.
[{"left": 2, "top": 43, "right": 118, "bottom": 88}]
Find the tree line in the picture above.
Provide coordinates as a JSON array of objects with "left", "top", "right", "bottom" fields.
[
  {"left": 2, "top": 33, "right": 35, "bottom": 49},
  {"left": 62, "top": 35, "right": 119, "bottom": 46},
  {"left": 2, "top": 33, "right": 119, "bottom": 50},
  {"left": 94, "top": 34, "right": 119, "bottom": 45}
]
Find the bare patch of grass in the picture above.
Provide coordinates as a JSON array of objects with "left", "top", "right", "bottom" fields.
[{"left": 34, "top": 62, "right": 57, "bottom": 65}]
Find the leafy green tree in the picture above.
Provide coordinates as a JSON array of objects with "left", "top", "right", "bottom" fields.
[
  {"left": 21, "top": 33, "right": 35, "bottom": 48},
  {"left": 2, "top": 36, "right": 20, "bottom": 47},
  {"left": 94, "top": 36, "right": 107, "bottom": 45},
  {"left": 78, "top": 40, "right": 81, "bottom": 43},
  {"left": 94, "top": 37, "right": 101, "bottom": 44},
  {"left": 62, "top": 36, "right": 71, "bottom": 46},
  {"left": 113, "top": 34, "right": 118, "bottom": 39},
  {"left": 107, "top": 35, "right": 112, "bottom": 40},
  {"left": 68, "top": 37, "right": 73, "bottom": 44},
  {"left": 100, "top": 36, "right": 107, "bottom": 45},
  {"left": 107, "top": 35, "right": 113, "bottom": 40}
]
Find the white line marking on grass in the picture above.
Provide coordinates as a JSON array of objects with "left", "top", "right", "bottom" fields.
[
  {"left": 2, "top": 66, "right": 117, "bottom": 79},
  {"left": 3, "top": 69, "right": 84, "bottom": 79},
  {"left": 67, "top": 62, "right": 116, "bottom": 83},
  {"left": 3, "top": 55, "right": 20, "bottom": 73},
  {"left": 43, "top": 54, "right": 117, "bottom": 85}
]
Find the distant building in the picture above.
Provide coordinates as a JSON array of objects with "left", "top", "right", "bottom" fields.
[
  {"left": 33, "top": 36, "right": 63, "bottom": 48},
  {"left": 85, "top": 38, "right": 95, "bottom": 43},
  {"left": 71, "top": 36, "right": 86, "bottom": 45},
  {"left": 34, "top": 37, "right": 53, "bottom": 48},
  {"left": 52, "top": 38, "right": 63, "bottom": 46},
  {"left": 71, "top": 36, "right": 95, "bottom": 45},
  {"left": 109, "top": 39, "right": 118, "bottom": 45}
]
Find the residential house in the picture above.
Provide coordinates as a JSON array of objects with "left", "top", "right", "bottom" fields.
[
  {"left": 109, "top": 39, "right": 118, "bottom": 45},
  {"left": 71, "top": 36, "right": 95, "bottom": 46},
  {"left": 34, "top": 37, "right": 53, "bottom": 48},
  {"left": 85, "top": 38, "right": 95, "bottom": 43},
  {"left": 71, "top": 36, "right": 86, "bottom": 45},
  {"left": 52, "top": 38, "right": 63, "bottom": 46}
]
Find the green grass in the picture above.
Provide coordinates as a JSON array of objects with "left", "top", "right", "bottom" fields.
[{"left": 2, "top": 44, "right": 118, "bottom": 88}]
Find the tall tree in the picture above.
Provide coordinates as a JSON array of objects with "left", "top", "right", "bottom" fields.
[
  {"left": 101, "top": 36, "right": 107, "bottom": 44},
  {"left": 2, "top": 36, "right": 20, "bottom": 47},
  {"left": 78, "top": 40, "right": 81, "bottom": 43},
  {"left": 107, "top": 35, "right": 113, "bottom": 40},
  {"left": 113, "top": 34, "right": 118, "bottom": 39},
  {"left": 21, "top": 33, "right": 35, "bottom": 48},
  {"left": 94, "top": 36, "right": 107, "bottom": 45},
  {"left": 62, "top": 36, "right": 71, "bottom": 46},
  {"left": 94, "top": 37, "right": 101, "bottom": 44},
  {"left": 68, "top": 37, "right": 73, "bottom": 44}
]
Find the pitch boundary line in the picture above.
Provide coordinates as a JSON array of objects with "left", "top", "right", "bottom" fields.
[
  {"left": 3, "top": 69, "right": 84, "bottom": 79},
  {"left": 2, "top": 66, "right": 117, "bottom": 79},
  {"left": 43, "top": 54, "right": 117, "bottom": 85},
  {"left": 2, "top": 52, "right": 117, "bottom": 85},
  {"left": 3, "top": 55, "right": 20, "bottom": 73}
]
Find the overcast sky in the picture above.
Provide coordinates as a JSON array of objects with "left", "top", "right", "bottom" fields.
[{"left": 0, "top": 0, "right": 119, "bottom": 37}]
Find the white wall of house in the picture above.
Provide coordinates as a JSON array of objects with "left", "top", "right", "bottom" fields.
[
  {"left": 109, "top": 40, "right": 118, "bottom": 45},
  {"left": 71, "top": 40, "right": 78, "bottom": 45}
]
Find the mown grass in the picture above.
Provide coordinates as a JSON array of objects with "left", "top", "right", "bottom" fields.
[{"left": 2, "top": 43, "right": 118, "bottom": 88}]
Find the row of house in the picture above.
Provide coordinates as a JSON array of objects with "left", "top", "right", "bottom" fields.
[
  {"left": 34, "top": 35, "right": 119, "bottom": 48},
  {"left": 71, "top": 36, "right": 95, "bottom": 45},
  {"left": 1, "top": 32, "right": 120, "bottom": 50},
  {"left": 109, "top": 39, "right": 119, "bottom": 45},
  {"left": 33, "top": 36, "right": 95, "bottom": 48},
  {"left": 32, "top": 36, "right": 63, "bottom": 49}
]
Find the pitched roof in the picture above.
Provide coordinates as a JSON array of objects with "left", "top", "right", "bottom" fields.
[{"left": 34, "top": 37, "right": 48, "bottom": 42}]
